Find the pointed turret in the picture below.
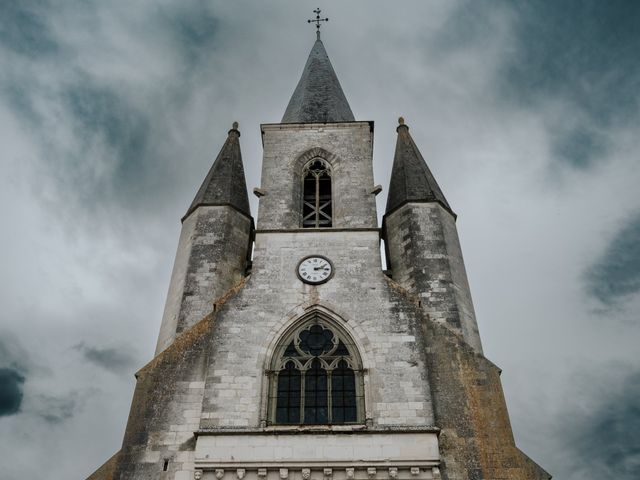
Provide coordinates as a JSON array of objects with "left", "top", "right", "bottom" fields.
[
  {"left": 385, "top": 118, "right": 453, "bottom": 216},
  {"left": 184, "top": 122, "right": 251, "bottom": 220},
  {"left": 383, "top": 118, "right": 481, "bottom": 353},
  {"left": 156, "top": 122, "right": 253, "bottom": 354},
  {"left": 282, "top": 38, "right": 355, "bottom": 123}
]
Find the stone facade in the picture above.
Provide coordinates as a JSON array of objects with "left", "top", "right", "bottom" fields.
[
  {"left": 87, "top": 35, "right": 550, "bottom": 480},
  {"left": 258, "top": 123, "right": 376, "bottom": 230},
  {"left": 198, "top": 230, "right": 435, "bottom": 430},
  {"left": 383, "top": 202, "right": 482, "bottom": 353},
  {"left": 156, "top": 206, "right": 252, "bottom": 354}
]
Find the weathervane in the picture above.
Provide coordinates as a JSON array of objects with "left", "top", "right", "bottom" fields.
[{"left": 307, "top": 8, "right": 328, "bottom": 39}]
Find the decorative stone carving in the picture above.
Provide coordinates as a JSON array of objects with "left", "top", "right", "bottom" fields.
[
  {"left": 388, "top": 468, "right": 398, "bottom": 479},
  {"left": 323, "top": 468, "right": 333, "bottom": 479},
  {"left": 258, "top": 469, "right": 267, "bottom": 478},
  {"left": 302, "top": 468, "right": 311, "bottom": 480},
  {"left": 237, "top": 469, "right": 246, "bottom": 479},
  {"left": 280, "top": 468, "right": 289, "bottom": 479},
  {"left": 367, "top": 468, "right": 377, "bottom": 478},
  {"left": 215, "top": 469, "right": 225, "bottom": 480},
  {"left": 432, "top": 467, "right": 441, "bottom": 480},
  {"left": 194, "top": 471, "right": 203, "bottom": 480},
  {"left": 410, "top": 467, "right": 420, "bottom": 476},
  {"left": 346, "top": 468, "right": 355, "bottom": 479}
]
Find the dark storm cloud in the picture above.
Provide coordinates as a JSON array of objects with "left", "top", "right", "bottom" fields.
[
  {"left": 0, "top": 0, "right": 224, "bottom": 221},
  {"left": 438, "top": 0, "right": 640, "bottom": 169},
  {"left": 0, "top": 335, "right": 31, "bottom": 417},
  {"left": 502, "top": 1, "right": 640, "bottom": 168},
  {"left": 73, "top": 342, "right": 137, "bottom": 374},
  {"left": 34, "top": 393, "right": 79, "bottom": 424},
  {"left": 62, "top": 81, "right": 151, "bottom": 188},
  {"left": 0, "top": 0, "right": 57, "bottom": 58},
  {"left": 0, "top": 369, "right": 25, "bottom": 416},
  {"left": 503, "top": 1, "right": 640, "bottom": 122},
  {"left": 562, "top": 370, "right": 640, "bottom": 478},
  {"left": 551, "top": 125, "right": 609, "bottom": 169},
  {"left": 157, "top": 1, "right": 220, "bottom": 68},
  {"left": 585, "top": 212, "right": 640, "bottom": 305}
]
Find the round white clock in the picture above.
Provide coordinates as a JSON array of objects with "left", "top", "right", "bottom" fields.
[{"left": 297, "top": 255, "right": 333, "bottom": 284}]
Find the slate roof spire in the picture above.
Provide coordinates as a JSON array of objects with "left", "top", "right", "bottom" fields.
[
  {"left": 385, "top": 117, "right": 454, "bottom": 216},
  {"left": 281, "top": 37, "right": 355, "bottom": 123},
  {"left": 184, "top": 122, "right": 251, "bottom": 220}
]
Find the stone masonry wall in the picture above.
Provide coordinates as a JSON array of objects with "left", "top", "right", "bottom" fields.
[
  {"left": 384, "top": 202, "right": 482, "bottom": 353},
  {"left": 114, "top": 314, "right": 215, "bottom": 479},
  {"left": 199, "top": 230, "right": 436, "bottom": 430},
  {"left": 156, "top": 206, "right": 252, "bottom": 354},
  {"left": 258, "top": 122, "right": 377, "bottom": 230}
]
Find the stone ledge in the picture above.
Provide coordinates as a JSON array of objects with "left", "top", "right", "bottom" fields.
[{"left": 195, "top": 426, "right": 439, "bottom": 436}]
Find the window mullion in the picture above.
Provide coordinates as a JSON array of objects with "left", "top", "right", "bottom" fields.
[
  {"left": 269, "top": 371, "right": 277, "bottom": 425},
  {"left": 315, "top": 174, "right": 320, "bottom": 227}
]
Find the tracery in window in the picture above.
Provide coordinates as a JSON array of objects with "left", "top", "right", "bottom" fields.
[
  {"left": 269, "top": 318, "right": 364, "bottom": 425},
  {"left": 302, "top": 159, "right": 332, "bottom": 228}
]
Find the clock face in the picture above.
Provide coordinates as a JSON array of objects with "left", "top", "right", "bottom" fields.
[{"left": 297, "top": 256, "right": 333, "bottom": 284}]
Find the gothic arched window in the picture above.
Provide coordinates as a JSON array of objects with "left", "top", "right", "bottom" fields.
[
  {"left": 269, "top": 318, "right": 364, "bottom": 425},
  {"left": 302, "top": 159, "right": 332, "bottom": 228}
]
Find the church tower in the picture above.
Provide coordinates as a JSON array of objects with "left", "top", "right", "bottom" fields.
[{"left": 88, "top": 16, "right": 550, "bottom": 480}]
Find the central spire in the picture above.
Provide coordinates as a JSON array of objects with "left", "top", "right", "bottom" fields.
[{"left": 281, "top": 12, "right": 355, "bottom": 124}]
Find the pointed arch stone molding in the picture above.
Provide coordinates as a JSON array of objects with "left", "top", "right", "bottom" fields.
[
  {"left": 261, "top": 303, "right": 373, "bottom": 372},
  {"left": 294, "top": 147, "right": 342, "bottom": 173}
]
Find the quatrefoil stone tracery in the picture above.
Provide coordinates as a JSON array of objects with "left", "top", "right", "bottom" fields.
[{"left": 274, "top": 322, "right": 357, "bottom": 372}]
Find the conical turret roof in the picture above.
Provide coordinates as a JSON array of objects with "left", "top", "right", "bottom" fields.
[
  {"left": 385, "top": 119, "right": 453, "bottom": 216},
  {"left": 282, "top": 38, "right": 355, "bottom": 123},
  {"left": 184, "top": 122, "right": 251, "bottom": 220}
]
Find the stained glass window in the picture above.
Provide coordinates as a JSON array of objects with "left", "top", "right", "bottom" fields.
[
  {"left": 270, "top": 319, "right": 364, "bottom": 425},
  {"left": 276, "top": 361, "right": 301, "bottom": 424}
]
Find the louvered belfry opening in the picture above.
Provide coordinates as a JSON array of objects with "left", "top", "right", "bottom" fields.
[{"left": 302, "top": 158, "right": 332, "bottom": 228}]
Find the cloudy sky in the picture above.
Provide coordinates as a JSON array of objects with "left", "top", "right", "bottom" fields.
[{"left": 1, "top": 1, "right": 639, "bottom": 478}]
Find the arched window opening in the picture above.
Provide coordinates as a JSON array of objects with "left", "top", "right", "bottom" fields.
[
  {"left": 302, "top": 159, "right": 332, "bottom": 228},
  {"left": 269, "top": 317, "right": 364, "bottom": 425}
]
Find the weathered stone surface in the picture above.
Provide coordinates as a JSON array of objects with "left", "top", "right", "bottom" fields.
[
  {"left": 156, "top": 206, "right": 252, "bottom": 354},
  {"left": 282, "top": 39, "right": 355, "bottom": 124},
  {"left": 91, "top": 33, "right": 550, "bottom": 480},
  {"left": 114, "top": 311, "right": 217, "bottom": 478},
  {"left": 198, "top": 230, "right": 436, "bottom": 429},
  {"left": 420, "top": 309, "right": 550, "bottom": 480},
  {"left": 383, "top": 202, "right": 482, "bottom": 353},
  {"left": 258, "top": 122, "right": 377, "bottom": 230}
]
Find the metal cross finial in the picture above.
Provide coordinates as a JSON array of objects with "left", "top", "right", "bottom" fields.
[{"left": 308, "top": 8, "right": 328, "bottom": 39}]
